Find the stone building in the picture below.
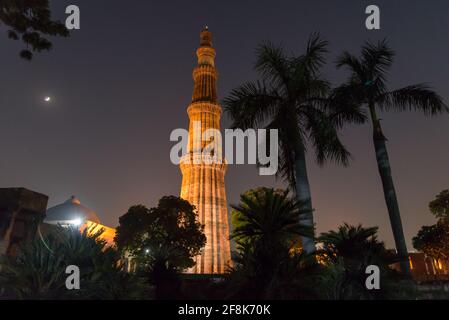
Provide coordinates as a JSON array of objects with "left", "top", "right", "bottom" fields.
[
  {"left": 0, "top": 190, "right": 116, "bottom": 260},
  {"left": 0, "top": 188, "right": 48, "bottom": 257},
  {"left": 409, "top": 252, "right": 449, "bottom": 280},
  {"left": 45, "top": 195, "right": 116, "bottom": 246}
]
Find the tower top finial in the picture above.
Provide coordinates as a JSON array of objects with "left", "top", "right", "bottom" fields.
[{"left": 200, "top": 26, "right": 212, "bottom": 47}]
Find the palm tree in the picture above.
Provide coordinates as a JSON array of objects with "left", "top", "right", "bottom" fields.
[
  {"left": 318, "top": 223, "right": 388, "bottom": 268},
  {"left": 224, "top": 35, "right": 356, "bottom": 253},
  {"left": 231, "top": 187, "right": 313, "bottom": 251},
  {"left": 334, "top": 40, "right": 448, "bottom": 275},
  {"left": 317, "top": 223, "right": 416, "bottom": 299},
  {"left": 227, "top": 188, "right": 317, "bottom": 299}
]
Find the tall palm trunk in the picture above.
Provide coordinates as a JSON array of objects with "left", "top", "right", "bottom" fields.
[
  {"left": 294, "top": 146, "right": 315, "bottom": 254},
  {"left": 369, "top": 104, "right": 411, "bottom": 276}
]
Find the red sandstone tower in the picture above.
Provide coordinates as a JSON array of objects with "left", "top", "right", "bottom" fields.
[{"left": 180, "top": 27, "right": 232, "bottom": 274}]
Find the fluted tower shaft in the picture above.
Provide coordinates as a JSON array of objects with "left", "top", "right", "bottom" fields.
[{"left": 180, "top": 28, "right": 231, "bottom": 274}]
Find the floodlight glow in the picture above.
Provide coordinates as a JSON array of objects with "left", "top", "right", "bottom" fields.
[{"left": 70, "top": 218, "right": 83, "bottom": 226}]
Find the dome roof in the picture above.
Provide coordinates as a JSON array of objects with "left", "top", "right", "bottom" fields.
[{"left": 45, "top": 196, "right": 101, "bottom": 224}]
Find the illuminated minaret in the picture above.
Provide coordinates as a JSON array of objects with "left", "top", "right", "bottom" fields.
[{"left": 180, "top": 27, "right": 231, "bottom": 274}]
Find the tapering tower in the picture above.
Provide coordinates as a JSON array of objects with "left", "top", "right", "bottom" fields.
[{"left": 180, "top": 27, "right": 231, "bottom": 274}]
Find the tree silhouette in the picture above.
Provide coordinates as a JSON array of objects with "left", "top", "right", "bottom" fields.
[
  {"left": 429, "top": 190, "right": 449, "bottom": 222},
  {"left": 0, "top": 0, "right": 69, "bottom": 59},
  {"left": 413, "top": 190, "right": 449, "bottom": 262},
  {"left": 334, "top": 39, "right": 448, "bottom": 276}
]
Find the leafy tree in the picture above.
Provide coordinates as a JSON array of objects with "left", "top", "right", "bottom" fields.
[
  {"left": 224, "top": 34, "right": 357, "bottom": 253},
  {"left": 0, "top": 0, "right": 69, "bottom": 59},
  {"left": 334, "top": 40, "right": 448, "bottom": 275},
  {"left": 413, "top": 223, "right": 449, "bottom": 261},
  {"left": 115, "top": 197, "right": 206, "bottom": 271},
  {"left": 429, "top": 189, "right": 449, "bottom": 222},
  {"left": 115, "top": 196, "right": 206, "bottom": 299},
  {"left": 0, "top": 226, "right": 148, "bottom": 300},
  {"left": 413, "top": 190, "right": 449, "bottom": 262},
  {"left": 115, "top": 205, "right": 152, "bottom": 255}
]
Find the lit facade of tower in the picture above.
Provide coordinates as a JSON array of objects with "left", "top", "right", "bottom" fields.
[{"left": 180, "top": 28, "right": 231, "bottom": 274}]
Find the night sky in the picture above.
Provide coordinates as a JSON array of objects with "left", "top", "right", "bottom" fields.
[{"left": 0, "top": 0, "right": 448, "bottom": 249}]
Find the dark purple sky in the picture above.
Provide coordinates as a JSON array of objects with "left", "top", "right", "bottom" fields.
[{"left": 0, "top": 0, "right": 448, "bottom": 249}]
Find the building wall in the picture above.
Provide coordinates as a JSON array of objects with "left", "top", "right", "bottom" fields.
[
  {"left": 81, "top": 220, "right": 116, "bottom": 247},
  {"left": 409, "top": 252, "right": 449, "bottom": 280},
  {"left": 0, "top": 188, "right": 48, "bottom": 257}
]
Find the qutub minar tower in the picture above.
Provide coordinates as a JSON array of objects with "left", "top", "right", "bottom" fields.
[{"left": 180, "top": 27, "right": 232, "bottom": 274}]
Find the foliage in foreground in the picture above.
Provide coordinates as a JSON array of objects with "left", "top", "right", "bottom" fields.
[
  {"left": 318, "top": 223, "right": 414, "bottom": 299},
  {"left": 224, "top": 187, "right": 316, "bottom": 299},
  {"left": 0, "top": 226, "right": 149, "bottom": 300},
  {"left": 225, "top": 187, "right": 415, "bottom": 300}
]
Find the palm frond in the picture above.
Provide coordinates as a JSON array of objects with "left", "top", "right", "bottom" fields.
[
  {"left": 377, "top": 84, "right": 448, "bottom": 115},
  {"left": 223, "top": 81, "right": 281, "bottom": 129},
  {"left": 289, "top": 34, "right": 330, "bottom": 101},
  {"left": 301, "top": 78, "right": 331, "bottom": 100},
  {"left": 336, "top": 52, "right": 365, "bottom": 82},
  {"left": 302, "top": 106, "right": 351, "bottom": 166},
  {"left": 255, "top": 42, "right": 290, "bottom": 91},
  {"left": 326, "top": 83, "right": 368, "bottom": 127},
  {"left": 231, "top": 188, "right": 313, "bottom": 246},
  {"left": 361, "top": 39, "right": 394, "bottom": 81},
  {"left": 292, "top": 32, "right": 329, "bottom": 76}
]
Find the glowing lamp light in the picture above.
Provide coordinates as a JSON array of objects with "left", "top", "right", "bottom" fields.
[{"left": 70, "top": 218, "right": 83, "bottom": 226}]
